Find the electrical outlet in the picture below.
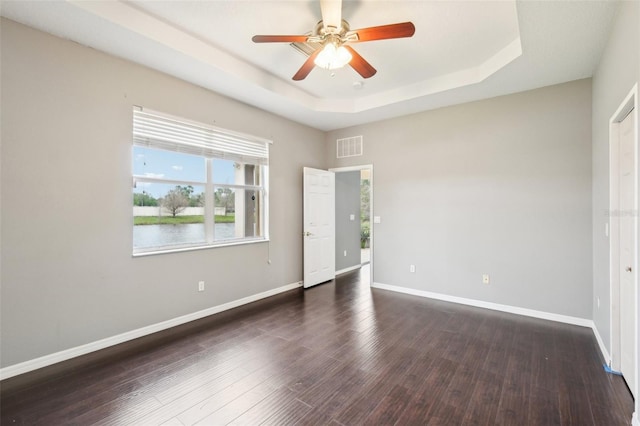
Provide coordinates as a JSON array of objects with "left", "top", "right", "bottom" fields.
[
  {"left": 482, "top": 274, "right": 490, "bottom": 284},
  {"left": 198, "top": 281, "right": 205, "bottom": 292},
  {"left": 410, "top": 265, "right": 416, "bottom": 273}
]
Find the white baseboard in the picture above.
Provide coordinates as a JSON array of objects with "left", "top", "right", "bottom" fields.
[
  {"left": 590, "top": 322, "right": 611, "bottom": 366},
  {"left": 336, "top": 265, "right": 361, "bottom": 276},
  {"left": 371, "top": 282, "right": 592, "bottom": 327},
  {"left": 370, "top": 282, "right": 620, "bottom": 366},
  {"left": 0, "top": 281, "right": 303, "bottom": 381}
]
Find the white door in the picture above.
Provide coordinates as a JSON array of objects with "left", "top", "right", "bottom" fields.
[
  {"left": 303, "top": 167, "right": 335, "bottom": 288},
  {"left": 619, "top": 109, "right": 636, "bottom": 397}
]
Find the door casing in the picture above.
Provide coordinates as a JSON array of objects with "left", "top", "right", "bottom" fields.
[
  {"left": 609, "top": 84, "right": 638, "bottom": 401},
  {"left": 330, "top": 164, "right": 374, "bottom": 286}
]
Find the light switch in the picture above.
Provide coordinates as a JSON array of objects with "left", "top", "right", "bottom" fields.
[
  {"left": 374, "top": 216, "right": 381, "bottom": 224},
  {"left": 350, "top": 214, "right": 355, "bottom": 221}
]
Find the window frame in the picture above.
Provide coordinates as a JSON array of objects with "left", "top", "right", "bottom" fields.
[{"left": 132, "top": 108, "right": 270, "bottom": 256}]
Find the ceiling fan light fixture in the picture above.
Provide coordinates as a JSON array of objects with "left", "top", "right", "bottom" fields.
[{"left": 314, "top": 42, "right": 352, "bottom": 70}]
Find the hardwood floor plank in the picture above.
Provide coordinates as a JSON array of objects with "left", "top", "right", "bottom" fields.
[
  {"left": 397, "top": 352, "right": 441, "bottom": 392},
  {"left": 554, "top": 331, "right": 599, "bottom": 425},
  {"left": 192, "top": 381, "right": 277, "bottom": 426},
  {"left": 558, "top": 380, "right": 596, "bottom": 425},
  {"left": 174, "top": 346, "right": 317, "bottom": 426},
  {"left": 528, "top": 385, "right": 562, "bottom": 426},
  {"left": 27, "top": 379, "right": 152, "bottom": 426},
  {"left": 84, "top": 368, "right": 248, "bottom": 426},
  {"left": 21, "top": 323, "right": 272, "bottom": 424},
  {"left": 228, "top": 388, "right": 311, "bottom": 425},
  {"left": 529, "top": 328, "right": 559, "bottom": 393},
  {"left": 73, "top": 395, "right": 164, "bottom": 426},
  {"left": 0, "top": 266, "right": 633, "bottom": 426},
  {"left": 362, "top": 384, "right": 411, "bottom": 425},
  {"left": 296, "top": 362, "right": 369, "bottom": 408},
  {"left": 482, "top": 318, "right": 516, "bottom": 377},
  {"left": 590, "top": 401, "right": 634, "bottom": 426},
  {"left": 494, "top": 348, "right": 533, "bottom": 425},
  {"left": 331, "top": 373, "right": 397, "bottom": 425},
  {"left": 257, "top": 398, "right": 313, "bottom": 426},
  {"left": 160, "top": 417, "right": 186, "bottom": 426},
  {"left": 284, "top": 351, "right": 346, "bottom": 394},
  {"left": 461, "top": 368, "right": 504, "bottom": 425},
  {"left": 152, "top": 336, "right": 293, "bottom": 404},
  {"left": 174, "top": 368, "right": 280, "bottom": 425},
  {"left": 334, "top": 347, "right": 421, "bottom": 424},
  {"left": 296, "top": 364, "right": 378, "bottom": 424},
  {"left": 387, "top": 356, "right": 458, "bottom": 424}
]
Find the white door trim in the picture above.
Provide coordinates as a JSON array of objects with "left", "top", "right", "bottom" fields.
[
  {"left": 330, "top": 164, "right": 374, "bottom": 287},
  {"left": 609, "top": 83, "right": 638, "bottom": 406}
]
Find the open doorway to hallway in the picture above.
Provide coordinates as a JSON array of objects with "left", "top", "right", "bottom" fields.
[
  {"left": 360, "top": 169, "right": 371, "bottom": 266},
  {"left": 332, "top": 165, "right": 373, "bottom": 285}
]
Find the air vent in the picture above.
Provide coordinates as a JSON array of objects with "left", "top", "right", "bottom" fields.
[{"left": 336, "top": 136, "right": 363, "bottom": 158}]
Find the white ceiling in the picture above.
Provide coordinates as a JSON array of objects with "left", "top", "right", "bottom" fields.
[{"left": 1, "top": 0, "right": 619, "bottom": 131}]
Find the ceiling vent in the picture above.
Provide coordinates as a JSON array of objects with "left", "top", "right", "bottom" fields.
[{"left": 336, "top": 135, "right": 363, "bottom": 158}]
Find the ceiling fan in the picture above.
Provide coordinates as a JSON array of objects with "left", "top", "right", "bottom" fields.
[{"left": 251, "top": 0, "right": 415, "bottom": 81}]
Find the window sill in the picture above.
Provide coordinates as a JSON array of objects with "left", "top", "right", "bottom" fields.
[{"left": 132, "top": 237, "right": 269, "bottom": 257}]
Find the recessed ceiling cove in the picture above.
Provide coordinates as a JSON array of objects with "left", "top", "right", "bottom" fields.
[
  {"left": 129, "top": 0, "right": 521, "bottom": 111},
  {"left": 0, "top": 1, "right": 619, "bottom": 131}
]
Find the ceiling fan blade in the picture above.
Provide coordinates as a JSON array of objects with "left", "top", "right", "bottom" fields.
[
  {"left": 292, "top": 48, "right": 322, "bottom": 81},
  {"left": 320, "top": 0, "right": 342, "bottom": 31},
  {"left": 252, "top": 35, "right": 309, "bottom": 43},
  {"left": 343, "top": 46, "right": 376, "bottom": 79},
  {"left": 351, "top": 22, "right": 415, "bottom": 42}
]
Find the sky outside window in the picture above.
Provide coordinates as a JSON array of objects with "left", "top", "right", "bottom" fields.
[{"left": 133, "top": 147, "right": 235, "bottom": 198}]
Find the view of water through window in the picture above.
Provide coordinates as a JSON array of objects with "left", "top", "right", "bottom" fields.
[
  {"left": 133, "top": 223, "right": 236, "bottom": 249},
  {"left": 132, "top": 122, "right": 267, "bottom": 252}
]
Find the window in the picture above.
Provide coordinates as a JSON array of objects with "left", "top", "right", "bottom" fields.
[{"left": 132, "top": 108, "right": 270, "bottom": 254}]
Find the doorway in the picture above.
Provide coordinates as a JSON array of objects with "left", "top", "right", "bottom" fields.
[
  {"left": 331, "top": 165, "right": 374, "bottom": 286},
  {"left": 360, "top": 168, "right": 371, "bottom": 266},
  {"left": 609, "top": 84, "right": 638, "bottom": 399}
]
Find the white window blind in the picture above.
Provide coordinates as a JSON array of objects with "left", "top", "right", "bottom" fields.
[{"left": 133, "top": 108, "right": 271, "bottom": 165}]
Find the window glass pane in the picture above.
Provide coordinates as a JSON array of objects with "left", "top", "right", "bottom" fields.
[
  {"left": 214, "top": 188, "right": 262, "bottom": 241},
  {"left": 241, "top": 189, "right": 261, "bottom": 238},
  {"left": 214, "top": 187, "right": 236, "bottom": 240},
  {"left": 133, "top": 183, "right": 205, "bottom": 250},
  {"left": 134, "top": 146, "right": 206, "bottom": 182},
  {"left": 212, "top": 159, "right": 260, "bottom": 186}
]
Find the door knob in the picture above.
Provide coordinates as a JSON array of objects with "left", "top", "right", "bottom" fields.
[
  {"left": 303, "top": 231, "right": 313, "bottom": 237},
  {"left": 626, "top": 266, "right": 633, "bottom": 272}
]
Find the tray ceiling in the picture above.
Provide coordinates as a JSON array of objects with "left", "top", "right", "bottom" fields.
[{"left": 0, "top": 1, "right": 619, "bottom": 130}]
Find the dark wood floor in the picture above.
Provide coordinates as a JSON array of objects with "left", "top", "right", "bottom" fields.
[{"left": 1, "top": 266, "right": 634, "bottom": 425}]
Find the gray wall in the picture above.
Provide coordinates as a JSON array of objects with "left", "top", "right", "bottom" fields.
[
  {"left": 591, "top": 1, "right": 640, "bottom": 358},
  {"left": 327, "top": 79, "right": 593, "bottom": 319},
  {"left": 3, "top": 4, "right": 636, "bottom": 373},
  {"left": 0, "top": 19, "right": 326, "bottom": 367},
  {"left": 335, "top": 171, "right": 361, "bottom": 271}
]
